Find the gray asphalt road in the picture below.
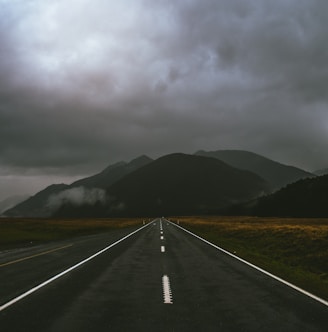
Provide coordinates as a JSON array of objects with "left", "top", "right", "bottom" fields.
[{"left": 0, "top": 218, "right": 327, "bottom": 331}]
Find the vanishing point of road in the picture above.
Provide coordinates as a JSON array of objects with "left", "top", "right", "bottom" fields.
[{"left": 0, "top": 218, "right": 327, "bottom": 331}]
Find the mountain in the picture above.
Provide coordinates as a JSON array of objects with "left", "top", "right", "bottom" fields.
[
  {"left": 314, "top": 168, "right": 328, "bottom": 176},
  {"left": 3, "top": 155, "right": 153, "bottom": 217},
  {"left": 0, "top": 195, "right": 30, "bottom": 215},
  {"left": 252, "top": 174, "right": 328, "bottom": 217},
  {"left": 55, "top": 153, "right": 270, "bottom": 217},
  {"left": 3, "top": 184, "right": 69, "bottom": 217},
  {"left": 195, "top": 150, "right": 314, "bottom": 191},
  {"left": 70, "top": 155, "right": 153, "bottom": 189}
]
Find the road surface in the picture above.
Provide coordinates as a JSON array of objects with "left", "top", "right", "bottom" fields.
[{"left": 0, "top": 218, "right": 327, "bottom": 331}]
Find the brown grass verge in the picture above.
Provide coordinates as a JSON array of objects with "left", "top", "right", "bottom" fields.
[
  {"left": 170, "top": 216, "right": 328, "bottom": 301},
  {"left": 0, "top": 218, "right": 146, "bottom": 250}
]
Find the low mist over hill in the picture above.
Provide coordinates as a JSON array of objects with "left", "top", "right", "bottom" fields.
[
  {"left": 3, "top": 184, "right": 69, "bottom": 218},
  {"left": 3, "top": 156, "right": 152, "bottom": 217},
  {"left": 55, "top": 153, "right": 269, "bottom": 217},
  {"left": 4, "top": 150, "right": 318, "bottom": 218}
]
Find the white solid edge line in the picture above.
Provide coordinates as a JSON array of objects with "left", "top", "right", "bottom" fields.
[
  {"left": 0, "top": 221, "right": 153, "bottom": 312},
  {"left": 168, "top": 220, "right": 328, "bottom": 307}
]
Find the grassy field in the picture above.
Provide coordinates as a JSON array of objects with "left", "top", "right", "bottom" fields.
[
  {"left": 0, "top": 218, "right": 145, "bottom": 250},
  {"left": 171, "top": 216, "right": 328, "bottom": 301}
]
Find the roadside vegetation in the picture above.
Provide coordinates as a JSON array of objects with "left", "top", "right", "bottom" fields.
[
  {"left": 0, "top": 218, "right": 144, "bottom": 250},
  {"left": 171, "top": 216, "right": 328, "bottom": 301}
]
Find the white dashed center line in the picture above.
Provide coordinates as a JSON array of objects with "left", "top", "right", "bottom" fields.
[
  {"left": 162, "top": 275, "right": 173, "bottom": 304},
  {"left": 159, "top": 220, "right": 172, "bottom": 304}
]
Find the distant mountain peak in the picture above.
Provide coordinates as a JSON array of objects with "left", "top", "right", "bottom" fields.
[
  {"left": 4, "top": 150, "right": 315, "bottom": 218},
  {"left": 54, "top": 152, "right": 269, "bottom": 217},
  {"left": 100, "top": 161, "right": 127, "bottom": 175},
  {"left": 128, "top": 155, "right": 152, "bottom": 166},
  {"left": 126, "top": 155, "right": 153, "bottom": 172},
  {"left": 195, "top": 149, "right": 314, "bottom": 191}
]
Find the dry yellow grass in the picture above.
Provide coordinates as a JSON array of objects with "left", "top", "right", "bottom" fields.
[{"left": 172, "top": 216, "right": 328, "bottom": 300}]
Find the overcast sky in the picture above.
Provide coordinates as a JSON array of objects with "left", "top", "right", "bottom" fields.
[{"left": 1, "top": 0, "right": 328, "bottom": 200}]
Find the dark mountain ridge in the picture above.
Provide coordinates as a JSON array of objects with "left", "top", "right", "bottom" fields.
[
  {"left": 252, "top": 174, "right": 328, "bottom": 217},
  {"left": 195, "top": 149, "right": 314, "bottom": 191},
  {"left": 55, "top": 153, "right": 270, "bottom": 217},
  {"left": 0, "top": 194, "right": 30, "bottom": 214},
  {"left": 3, "top": 155, "right": 153, "bottom": 217},
  {"left": 71, "top": 155, "right": 153, "bottom": 189},
  {"left": 3, "top": 184, "right": 69, "bottom": 217},
  {"left": 4, "top": 150, "right": 317, "bottom": 218}
]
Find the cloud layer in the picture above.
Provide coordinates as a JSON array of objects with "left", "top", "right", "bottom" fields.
[{"left": 1, "top": 0, "right": 328, "bottom": 198}]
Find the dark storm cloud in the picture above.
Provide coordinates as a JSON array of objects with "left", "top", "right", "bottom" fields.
[{"left": 1, "top": 0, "right": 328, "bottom": 198}]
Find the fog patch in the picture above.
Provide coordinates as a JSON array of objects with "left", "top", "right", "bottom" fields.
[
  {"left": 111, "top": 201, "right": 126, "bottom": 212},
  {"left": 47, "top": 186, "right": 107, "bottom": 211}
]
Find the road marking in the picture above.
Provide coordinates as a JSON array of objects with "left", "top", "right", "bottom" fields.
[
  {"left": 0, "top": 244, "right": 73, "bottom": 268},
  {"left": 161, "top": 246, "right": 165, "bottom": 252},
  {"left": 160, "top": 231, "right": 163, "bottom": 235},
  {"left": 0, "top": 222, "right": 152, "bottom": 312},
  {"left": 160, "top": 236, "right": 164, "bottom": 240},
  {"left": 169, "top": 221, "right": 328, "bottom": 307},
  {"left": 162, "top": 275, "right": 173, "bottom": 304}
]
